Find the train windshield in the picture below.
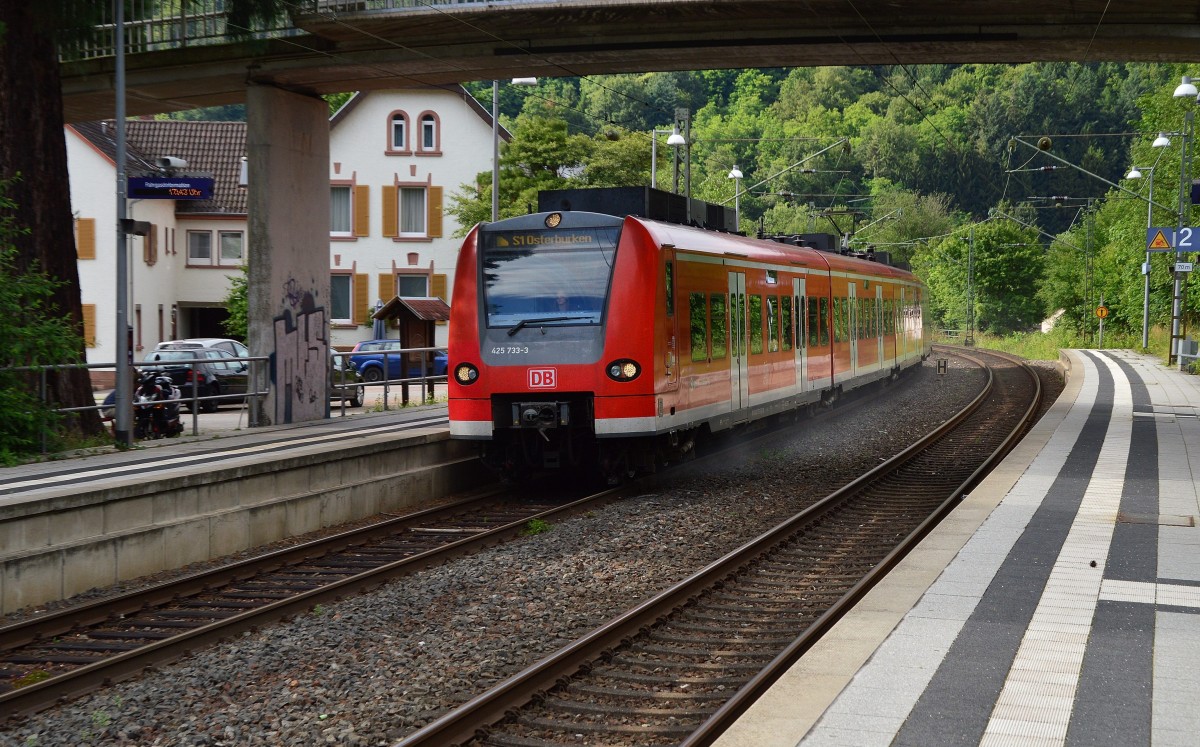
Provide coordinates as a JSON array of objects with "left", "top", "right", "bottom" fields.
[{"left": 481, "top": 225, "right": 620, "bottom": 331}]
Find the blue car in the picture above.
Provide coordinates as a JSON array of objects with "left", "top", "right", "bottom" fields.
[{"left": 348, "top": 339, "right": 447, "bottom": 383}]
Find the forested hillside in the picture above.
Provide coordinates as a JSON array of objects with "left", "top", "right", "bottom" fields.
[{"left": 455, "top": 63, "right": 1198, "bottom": 344}]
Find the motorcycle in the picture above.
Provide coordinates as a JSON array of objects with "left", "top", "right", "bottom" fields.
[{"left": 133, "top": 372, "right": 184, "bottom": 439}]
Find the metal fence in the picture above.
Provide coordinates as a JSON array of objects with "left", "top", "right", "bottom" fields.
[
  {"left": 16, "top": 346, "right": 447, "bottom": 452},
  {"left": 59, "top": 0, "right": 541, "bottom": 62}
]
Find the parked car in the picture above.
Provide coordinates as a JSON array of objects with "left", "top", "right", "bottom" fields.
[
  {"left": 348, "top": 339, "right": 447, "bottom": 383},
  {"left": 156, "top": 338, "right": 250, "bottom": 359},
  {"left": 330, "top": 352, "right": 365, "bottom": 408},
  {"left": 142, "top": 348, "right": 250, "bottom": 412}
]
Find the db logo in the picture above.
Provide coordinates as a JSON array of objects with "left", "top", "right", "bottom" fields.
[{"left": 528, "top": 368, "right": 557, "bottom": 389}]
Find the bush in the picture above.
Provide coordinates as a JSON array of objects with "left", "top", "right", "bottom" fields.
[{"left": 0, "top": 179, "right": 84, "bottom": 457}]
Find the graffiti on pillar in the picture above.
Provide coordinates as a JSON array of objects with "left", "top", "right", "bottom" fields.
[{"left": 273, "top": 279, "right": 328, "bottom": 424}]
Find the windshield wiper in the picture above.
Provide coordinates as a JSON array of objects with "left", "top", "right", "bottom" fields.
[{"left": 507, "top": 316, "right": 572, "bottom": 337}]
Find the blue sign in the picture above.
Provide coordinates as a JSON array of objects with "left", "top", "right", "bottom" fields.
[
  {"left": 128, "top": 176, "right": 214, "bottom": 200},
  {"left": 1146, "top": 226, "right": 1197, "bottom": 253}
]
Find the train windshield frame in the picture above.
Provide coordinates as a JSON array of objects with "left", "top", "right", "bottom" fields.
[{"left": 480, "top": 225, "right": 620, "bottom": 331}]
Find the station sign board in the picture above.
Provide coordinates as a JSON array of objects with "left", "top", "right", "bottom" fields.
[{"left": 128, "top": 176, "right": 214, "bottom": 200}]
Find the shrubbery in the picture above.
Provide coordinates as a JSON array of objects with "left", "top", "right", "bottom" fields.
[{"left": 0, "top": 179, "right": 86, "bottom": 460}]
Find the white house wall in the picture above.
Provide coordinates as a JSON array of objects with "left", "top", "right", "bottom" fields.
[
  {"left": 67, "top": 87, "right": 494, "bottom": 385},
  {"left": 327, "top": 89, "right": 493, "bottom": 351}
]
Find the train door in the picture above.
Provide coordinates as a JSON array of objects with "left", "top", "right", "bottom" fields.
[
  {"left": 898, "top": 286, "right": 908, "bottom": 361},
  {"left": 793, "top": 276, "right": 807, "bottom": 393},
  {"left": 848, "top": 282, "right": 858, "bottom": 378},
  {"left": 728, "top": 272, "right": 748, "bottom": 415},
  {"left": 663, "top": 253, "right": 679, "bottom": 391}
]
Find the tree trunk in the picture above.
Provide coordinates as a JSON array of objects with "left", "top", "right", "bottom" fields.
[{"left": 0, "top": 1, "right": 103, "bottom": 435}]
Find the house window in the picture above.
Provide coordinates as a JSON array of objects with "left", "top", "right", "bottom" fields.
[
  {"left": 219, "top": 231, "right": 244, "bottom": 266},
  {"left": 390, "top": 112, "right": 408, "bottom": 151},
  {"left": 419, "top": 113, "right": 439, "bottom": 152},
  {"left": 331, "top": 185, "right": 352, "bottom": 235},
  {"left": 331, "top": 274, "right": 352, "bottom": 323},
  {"left": 396, "top": 274, "right": 428, "bottom": 297},
  {"left": 400, "top": 187, "right": 427, "bottom": 236},
  {"left": 187, "top": 231, "right": 211, "bottom": 263}
]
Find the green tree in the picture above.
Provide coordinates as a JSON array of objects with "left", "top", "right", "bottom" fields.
[
  {"left": 0, "top": 2, "right": 105, "bottom": 437},
  {"left": 221, "top": 268, "right": 249, "bottom": 342},
  {"left": 0, "top": 180, "right": 86, "bottom": 458},
  {"left": 446, "top": 114, "right": 592, "bottom": 233}
]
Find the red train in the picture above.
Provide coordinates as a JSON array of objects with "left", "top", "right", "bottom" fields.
[{"left": 448, "top": 208, "right": 931, "bottom": 481}]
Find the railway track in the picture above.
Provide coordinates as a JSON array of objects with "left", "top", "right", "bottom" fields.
[
  {"left": 396, "top": 346, "right": 1041, "bottom": 747},
  {"left": 0, "top": 348, "right": 999, "bottom": 729},
  {"left": 0, "top": 371, "right": 890, "bottom": 721},
  {"left": 0, "top": 483, "right": 622, "bottom": 719}
]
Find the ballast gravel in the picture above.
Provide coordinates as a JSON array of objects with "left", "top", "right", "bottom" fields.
[{"left": 2, "top": 357, "right": 1061, "bottom": 747}]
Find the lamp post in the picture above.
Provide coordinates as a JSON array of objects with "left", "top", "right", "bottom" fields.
[
  {"left": 1169, "top": 76, "right": 1197, "bottom": 365},
  {"left": 727, "top": 166, "right": 743, "bottom": 231},
  {"left": 1127, "top": 164, "right": 1158, "bottom": 350},
  {"left": 651, "top": 127, "right": 686, "bottom": 191},
  {"left": 674, "top": 108, "right": 692, "bottom": 219},
  {"left": 491, "top": 77, "right": 537, "bottom": 222}
]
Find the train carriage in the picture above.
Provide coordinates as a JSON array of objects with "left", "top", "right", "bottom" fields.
[{"left": 448, "top": 207, "right": 930, "bottom": 482}]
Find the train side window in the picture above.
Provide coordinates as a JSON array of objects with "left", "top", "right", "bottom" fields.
[
  {"left": 766, "top": 296, "right": 779, "bottom": 352},
  {"left": 819, "top": 296, "right": 830, "bottom": 347},
  {"left": 689, "top": 293, "right": 708, "bottom": 362},
  {"left": 710, "top": 293, "right": 727, "bottom": 359},
  {"left": 781, "top": 295, "right": 793, "bottom": 352},
  {"left": 808, "top": 296, "right": 819, "bottom": 348},
  {"left": 749, "top": 295, "right": 763, "bottom": 354},
  {"left": 665, "top": 261, "right": 674, "bottom": 316},
  {"left": 833, "top": 298, "right": 844, "bottom": 343}
]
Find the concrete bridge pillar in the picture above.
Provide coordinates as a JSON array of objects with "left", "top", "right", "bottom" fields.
[{"left": 246, "top": 85, "right": 330, "bottom": 426}]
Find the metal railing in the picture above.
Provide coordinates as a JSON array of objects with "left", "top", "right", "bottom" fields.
[
  {"left": 14, "top": 356, "right": 267, "bottom": 453},
  {"left": 332, "top": 346, "right": 448, "bottom": 410},
  {"left": 59, "top": 1, "right": 545, "bottom": 62},
  {"left": 15, "top": 345, "right": 448, "bottom": 453}
]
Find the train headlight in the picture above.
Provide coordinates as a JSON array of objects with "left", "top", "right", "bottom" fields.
[
  {"left": 606, "top": 359, "right": 641, "bottom": 382},
  {"left": 454, "top": 363, "right": 479, "bottom": 385}
]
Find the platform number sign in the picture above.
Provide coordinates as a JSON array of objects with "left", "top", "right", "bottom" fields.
[{"left": 1146, "top": 226, "right": 1198, "bottom": 252}]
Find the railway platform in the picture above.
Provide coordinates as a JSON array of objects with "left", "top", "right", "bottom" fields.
[
  {"left": 0, "top": 398, "right": 489, "bottom": 616},
  {"left": 714, "top": 348, "right": 1200, "bottom": 747}
]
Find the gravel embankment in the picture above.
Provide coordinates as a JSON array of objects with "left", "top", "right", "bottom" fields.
[{"left": 2, "top": 356, "right": 1060, "bottom": 747}]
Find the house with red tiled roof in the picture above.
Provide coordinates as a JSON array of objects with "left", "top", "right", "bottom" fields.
[{"left": 66, "top": 85, "right": 501, "bottom": 385}]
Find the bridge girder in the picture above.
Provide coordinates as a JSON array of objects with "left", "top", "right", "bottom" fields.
[{"left": 60, "top": 0, "right": 1200, "bottom": 121}]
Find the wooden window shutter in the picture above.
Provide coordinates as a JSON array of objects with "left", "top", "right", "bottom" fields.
[
  {"left": 382, "top": 185, "right": 398, "bottom": 237},
  {"left": 431, "top": 273, "right": 449, "bottom": 326},
  {"left": 353, "top": 185, "right": 370, "bottom": 237},
  {"left": 76, "top": 218, "right": 96, "bottom": 259},
  {"left": 82, "top": 304, "right": 97, "bottom": 347},
  {"left": 378, "top": 273, "right": 396, "bottom": 302},
  {"left": 353, "top": 273, "right": 369, "bottom": 325},
  {"left": 144, "top": 224, "right": 158, "bottom": 265},
  {"left": 427, "top": 186, "right": 443, "bottom": 238}
]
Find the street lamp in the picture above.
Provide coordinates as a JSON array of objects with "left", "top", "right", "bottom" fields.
[
  {"left": 1165, "top": 78, "right": 1200, "bottom": 365},
  {"left": 492, "top": 77, "right": 537, "bottom": 222},
  {"left": 1127, "top": 160, "right": 1166, "bottom": 350},
  {"left": 650, "top": 127, "right": 686, "bottom": 191},
  {"left": 727, "top": 166, "right": 743, "bottom": 231}
]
